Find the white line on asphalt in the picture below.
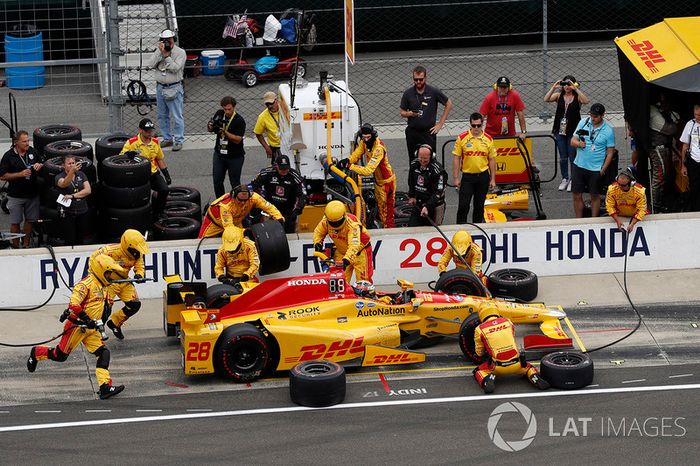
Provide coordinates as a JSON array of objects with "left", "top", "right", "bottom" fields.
[
  {"left": 621, "top": 379, "right": 646, "bottom": 384},
  {"left": 0, "top": 411, "right": 9, "bottom": 414},
  {"left": 585, "top": 384, "right": 600, "bottom": 388},
  {"left": 668, "top": 374, "right": 693, "bottom": 378},
  {"left": 135, "top": 409, "right": 162, "bottom": 412},
  {"left": 85, "top": 410, "right": 112, "bottom": 413},
  {"left": 2, "top": 383, "right": 699, "bottom": 433},
  {"left": 34, "top": 410, "right": 61, "bottom": 414},
  {"left": 186, "top": 409, "right": 213, "bottom": 412}
]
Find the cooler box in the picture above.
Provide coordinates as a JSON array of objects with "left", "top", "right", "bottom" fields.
[{"left": 200, "top": 50, "right": 225, "bottom": 76}]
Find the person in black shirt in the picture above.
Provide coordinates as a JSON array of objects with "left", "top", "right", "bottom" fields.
[
  {"left": 209, "top": 96, "right": 246, "bottom": 198},
  {"left": 251, "top": 154, "right": 306, "bottom": 233},
  {"left": 0, "top": 130, "right": 43, "bottom": 248},
  {"left": 399, "top": 65, "right": 453, "bottom": 164},
  {"left": 55, "top": 154, "right": 92, "bottom": 245},
  {"left": 407, "top": 145, "right": 447, "bottom": 226}
]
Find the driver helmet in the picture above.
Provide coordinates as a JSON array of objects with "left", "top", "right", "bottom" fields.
[
  {"left": 354, "top": 280, "right": 376, "bottom": 299},
  {"left": 451, "top": 230, "right": 473, "bottom": 257},
  {"left": 120, "top": 229, "right": 149, "bottom": 260},
  {"left": 222, "top": 226, "right": 244, "bottom": 254},
  {"left": 478, "top": 305, "right": 500, "bottom": 323},
  {"left": 91, "top": 254, "right": 126, "bottom": 287},
  {"left": 325, "top": 200, "right": 347, "bottom": 228}
]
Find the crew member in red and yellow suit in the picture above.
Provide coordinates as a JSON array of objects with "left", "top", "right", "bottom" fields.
[
  {"left": 473, "top": 306, "right": 550, "bottom": 393},
  {"left": 88, "top": 229, "right": 149, "bottom": 340},
  {"left": 313, "top": 200, "right": 373, "bottom": 283},
  {"left": 27, "top": 254, "right": 126, "bottom": 399},
  {"left": 338, "top": 124, "right": 396, "bottom": 228},
  {"left": 199, "top": 184, "right": 284, "bottom": 238},
  {"left": 437, "top": 230, "right": 486, "bottom": 285},
  {"left": 605, "top": 168, "right": 647, "bottom": 234},
  {"left": 215, "top": 226, "right": 260, "bottom": 283}
]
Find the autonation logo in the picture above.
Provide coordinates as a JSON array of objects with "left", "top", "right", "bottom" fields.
[{"left": 488, "top": 402, "right": 687, "bottom": 452}]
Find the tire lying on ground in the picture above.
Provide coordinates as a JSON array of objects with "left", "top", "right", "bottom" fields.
[
  {"left": 98, "top": 183, "right": 151, "bottom": 209},
  {"left": 95, "top": 132, "right": 129, "bottom": 163},
  {"left": 99, "top": 203, "right": 151, "bottom": 242},
  {"left": 163, "top": 200, "right": 201, "bottom": 221},
  {"left": 458, "top": 313, "right": 489, "bottom": 364},
  {"left": 32, "top": 124, "right": 81, "bottom": 157},
  {"left": 540, "top": 351, "right": 594, "bottom": 389},
  {"left": 289, "top": 360, "right": 346, "bottom": 407},
  {"left": 43, "top": 140, "right": 94, "bottom": 162},
  {"left": 167, "top": 186, "right": 201, "bottom": 207},
  {"left": 214, "top": 323, "right": 270, "bottom": 382},
  {"left": 99, "top": 154, "right": 151, "bottom": 187},
  {"left": 434, "top": 269, "right": 488, "bottom": 297},
  {"left": 205, "top": 283, "right": 241, "bottom": 309},
  {"left": 247, "top": 220, "right": 290, "bottom": 275},
  {"left": 488, "top": 268, "right": 538, "bottom": 302},
  {"left": 152, "top": 216, "right": 201, "bottom": 241}
]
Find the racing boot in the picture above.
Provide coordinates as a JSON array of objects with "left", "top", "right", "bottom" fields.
[
  {"left": 27, "top": 347, "right": 38, "bottom": 373},
  {"left": 107, "top": 320, "right": 124, "bottom": 340},
  {"left": 482, "top": 374, "right": 496, "bottom": 394},
  {"left": 529, "top": 373, "right": 550, "bottom": 390},
  {"left": 99, "top": 383, "right": 125, "bottom": 400}
]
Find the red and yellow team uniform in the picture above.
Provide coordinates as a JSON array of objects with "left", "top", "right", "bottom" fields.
[
  {"left": 473, "top": 317, "right": 541, "bottom": 389},
  {"left": 89, "top": 244, "right": 144, "bottom": 327},
  {"left": 214, "top": 237, "right": 260, "bottom": 279},
  {"left": 350, "top": 137, "right": 396, "bottom": 228},
  {"left": 33, "top": 276, "right": 117, "bottom": 386},
  {"left": 120, "top": 134, "right": 164, "bottom": 174},
  {"left": 605, "top": 182, "right": 647, "bottom": 221},
  {"left": 313, "top": 212, "right": 373, "bottom": 283},
  {"left": 437, "top": 242, "right": 484, "bottom": 278},
  {"left": 452, "top": 130, "right": 497, "bottom": 174},
  {"left": 199, "top": 192, "right": 284, "bottom": 238}
]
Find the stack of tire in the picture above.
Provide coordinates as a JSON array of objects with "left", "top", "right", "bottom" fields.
[
  {"left": 393, "top": 191, "right": 413, "bottom": 228},
  {"left": 153, "top": 186, "right": 202, "bottom": 240}
]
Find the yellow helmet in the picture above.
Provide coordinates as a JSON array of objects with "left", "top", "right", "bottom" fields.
[
  {"left": 120, "top": 229, "right": 149, "bottom": 260},
  {"left": 478, "top": 305, "right": 500, "bottom": 323},
  {"left": 222, "top": 226, "right": 244, "bottom": 253},
  {"left": 452, "top": 230, "right": 472, "bottom": 256},
  {"left": 91, "top": 254, "right": 126, "bottom": 286},
  {"left": 325, "top": 200, "right": 347, "bottom": 227}
]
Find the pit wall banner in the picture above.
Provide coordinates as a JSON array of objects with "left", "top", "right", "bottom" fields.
[{"left": 0, "top": 214, "right": 697, "bottom": 307}]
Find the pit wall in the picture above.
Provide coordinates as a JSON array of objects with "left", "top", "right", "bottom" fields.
[{"left": 1, "top": 213, "right": 696, "bottom": 307}]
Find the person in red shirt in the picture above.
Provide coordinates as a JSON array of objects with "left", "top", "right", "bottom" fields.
[{"left": 479, "top": 76, "right": 527, "bottom": 141}]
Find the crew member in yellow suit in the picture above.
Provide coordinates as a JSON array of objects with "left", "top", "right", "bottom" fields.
[
  {"left": 437, "top": 230, "right": 485, "bottom": 284},
  {"left": 605, "top": 168, "right": 647, "bottom": 234},
  {"left": 215, "top": 226, "right": 260, "bottom": 283},
  {"left": 89, "top": 229, "right": 149, "bottom": 340},
  {"left": 473, "top": 306, "right": 550, "bottom": 393},
  {"left": 313, "top": 200, "right": 373, "bottom": 283}
]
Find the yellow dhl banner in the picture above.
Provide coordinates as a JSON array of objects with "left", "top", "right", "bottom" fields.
[{"left": 615, "top": 17, "right": 700, "bottom": 82}]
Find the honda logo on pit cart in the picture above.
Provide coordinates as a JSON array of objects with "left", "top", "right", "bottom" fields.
[{"left": 287, "top": 278, "right": 327, "bottom": 286}]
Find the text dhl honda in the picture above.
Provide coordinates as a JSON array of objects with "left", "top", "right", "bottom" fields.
[{"left": 163, "top": 265, "right": 572, "bottom": 382}]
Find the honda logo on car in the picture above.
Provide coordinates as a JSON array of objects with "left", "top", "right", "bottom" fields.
[{"left": 287, "top": 278, "right": 327, "bottom": 286}]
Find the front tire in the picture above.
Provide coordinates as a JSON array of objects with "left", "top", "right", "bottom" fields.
[
  {"left": 242, "top": 71, "right": 257, "bottom": 87},
  {"left": 289, "top": 360, "right": 346, "bottom": 407},
  {"left": 458, "top": 313, "right": 488, "bottom": 364},
  {"left": 540, "top": 351, "right": 594, "bottom": 389},
  {"left": 435, "top": 269, "right": 488, "bottom": 297},
  {"left": 215, "top": 324, "right": 270, "bottom": 383}
]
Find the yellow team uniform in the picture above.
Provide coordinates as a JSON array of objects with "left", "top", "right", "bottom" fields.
[
  {"left": 606, "top": 182, "right": 647, "bottom": 221},
  {"left": 214, "top": 237, "right": 260, "bottom": 279},
  {"left": 253, "top": 109, "right": 281, "bottom": 148},
  {"left": 120, "top": 134, "right": 164, "bottom": 174},
  {"left": 200, "top": 192, "right": 284, "bottom": 237},
  {"left": 313, "top": 212, "right": 373, "bottom": 283},
  {"left": 349, "top": 136, "right": 396, "bottom": 228},
  {"left": 452, "top": 130, "right": 497, "bottom": 174},
  {"left": 437, "top": 242, "right": 484, "bottom": 277}
]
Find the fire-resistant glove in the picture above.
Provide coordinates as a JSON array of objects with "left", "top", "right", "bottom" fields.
[{"left": 161, "top": 168, "right": 172, "bottom": 185}]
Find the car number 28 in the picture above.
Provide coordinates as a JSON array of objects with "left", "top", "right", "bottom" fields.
[
  {"left": 329, "top": 278, "right": 345, "bottom": 293},
  {"left": 186, "top": 341, "right": 211, "bottom": 361}
]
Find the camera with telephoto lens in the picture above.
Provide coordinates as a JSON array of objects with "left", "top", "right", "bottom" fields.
[
  {"left": 160, "top": 38, "right": 172, "bottom": 52},
  {"left": 209, "top": 114, "right": 225, "bottom": 134}
]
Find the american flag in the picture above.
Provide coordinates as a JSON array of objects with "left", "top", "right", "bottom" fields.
[{"left": 223, "top": 14, "right": 248, "bottom": 39}]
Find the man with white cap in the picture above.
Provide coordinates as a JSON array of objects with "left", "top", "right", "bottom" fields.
[
  {"left": 254, "top": 91, "right": 282, "bottom": 164},
  {"left": 147, "top": 29, "right": 186, "bottom": 151}
]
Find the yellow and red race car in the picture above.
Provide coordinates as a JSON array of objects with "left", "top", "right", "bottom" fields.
[{"left": 163, "top": 260, "right": 574, "bottom": 382}]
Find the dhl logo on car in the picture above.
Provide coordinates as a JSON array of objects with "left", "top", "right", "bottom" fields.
[
  {"left": 285, "top": 337, "right": 365, "bottom": 364},
  {"left": 627, "top": 39, "right": 666, "bottom": 73},
  {"left": 370, "top": 353, "right": 422, "bottom": 364}
]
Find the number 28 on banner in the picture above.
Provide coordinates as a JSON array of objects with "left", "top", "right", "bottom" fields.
[{"left": 400, "top": 237, "right": 448, "bottom": 268}]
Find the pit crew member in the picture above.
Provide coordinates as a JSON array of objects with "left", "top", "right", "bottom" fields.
[
  {"left": 251, "top": 154, "right": 305, "bottom": 233},
  {"left": 407, "top": 144, "right": 446, "bottom": 226},
  {"left": 473, "top": 306, "right": 550, "bottom": 393},
  {"left": 438, "top": 230, "right": 485, "bottom": 283},
  {"left": 88, "top": 229, "right": 150, "bottom": 340},
  {"left": 313, "top": 200, "right": 373, "bottom": 283},
  {"left": 605, "top": 168, "right": 647, "bottom": 233},
  {"left": 27, "top": 254, "right": 126, "bottom": 400},
  {"left": 215, "top": 226, "right": 260, "bottom": 284}
]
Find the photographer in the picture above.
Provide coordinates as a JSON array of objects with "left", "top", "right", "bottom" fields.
[
  {"left": 55, "top": 154, "right": 91, "bottom": 245},
  {"left": 147, "top": 29, "right": 186, "bottom": 151},
  {"left": 570, "top": 103, "right": 616, "bottom": 218},
  {"left": 209, "top": 96, "right": 246, "bottom": 198},
  {"left": 0, "top": 130, "right": 43, "bottom": 248}
]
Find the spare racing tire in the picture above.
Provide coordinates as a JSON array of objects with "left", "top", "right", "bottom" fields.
[
  {"left": 488, "top": 268, "right": 538, "bottom": 302},
  {"left": 32, "top": 124, "right": 81, "bottom": 157},
  {"left": 163, "top": 200, "right": 201, "bottom": 221},
  {"left": 206, "top": 283, "right": 241, "bottom": 309},
  {"left": 214, "top": 323, "right": 270, "bottom": 382},
  {"left": 153, "top": 216, "right": 201, "bottom": 240},
  {"left": 167, "top": 186, "right": 201, "bottom": 207},
  {"left": 43, "top": 140, "right": 94, "bottom": 162},
  {"left": 99, "top": 182, "right": 151, "bottom": 208},
  {"left": 43, "top": 156, "right": 97, "bottom": 185},
  {"left": 247, "top": 220, "right": 290, "bottom": 275},
  {"left": 99, "top": 154, "right": 151, "bottom": 188},
  {"left": 95, "top": 132, "right": 129, "bottom": 163},
  {"left": 99, "top": 203, "right": 151, "bottom": 242},
  {"left": 435, "top": 269, "right": 488, "bottom": 297},
  {"left": 458, "top": 313, "right": 489, "bottom": 364},
  {"left": 540, "top": 351, "right": 594, "bottom": 390},
  {"left": 290, "top": 360, "right": 346, "bottom": 407}
]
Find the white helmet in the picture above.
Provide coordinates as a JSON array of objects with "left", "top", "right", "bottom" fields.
[{"left": 160, "top": 29, "right": 176, "bottom": 39}]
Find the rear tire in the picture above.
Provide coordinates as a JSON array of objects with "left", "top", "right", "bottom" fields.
[
  {"left": 488, "top": 268, "right": 538, "bottom": 302},
  {"left": 214, "top": 324, "right": 269, "bottom": 382},
  {"left": 458, "top": 313, "right": 488, "bottom": 364},
  {"left": 435, "top": 269, "right": 488, "bottom": 297},
  {"left": 289, "top": 360, "right": 346, "bottom": 407},
  {"left": 242, "top": 71, "right": 257, "bottom": 87},
  {"left": 540, "top": 351, "right": 594, "bottom": 389}
]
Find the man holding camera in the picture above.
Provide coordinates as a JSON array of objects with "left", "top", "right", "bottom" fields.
[
  {"left": 0, "top": 130, "right": 43, "bottom": 248},
  {"left": 147, "top": 29, "right": 186, "bottom": 151},
  {"left": 251, "top": 154, "right": 306, "bottom": 233},
  {"left": 570, "top": 103, "right": 616, "bottom": 218},
  {"left": 209, "top": 96, "right": 246, "bottom": 198}
]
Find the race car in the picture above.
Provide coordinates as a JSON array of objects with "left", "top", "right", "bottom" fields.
[{"left": 164, "top": 259, "right": 574, "bottom": 382}]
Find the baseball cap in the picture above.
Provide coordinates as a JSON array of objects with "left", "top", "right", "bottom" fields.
[
  {"left": 263, "top": 91, "right": 277, "bottom": 104},
  {"left": 160, "top": 29, "right": 175, "bottom": 39},
  {"left": 496, "top": 76, "right": 511, "bottom": 87},
  {"left": 276, "top": 154, "right": 290, "bottom": 168},
  {"left": 590, "top": 103, "right": 606, "bottom": 116},
  {"left": 139, "top": 118, "right": 155, "bottom": 131}
]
